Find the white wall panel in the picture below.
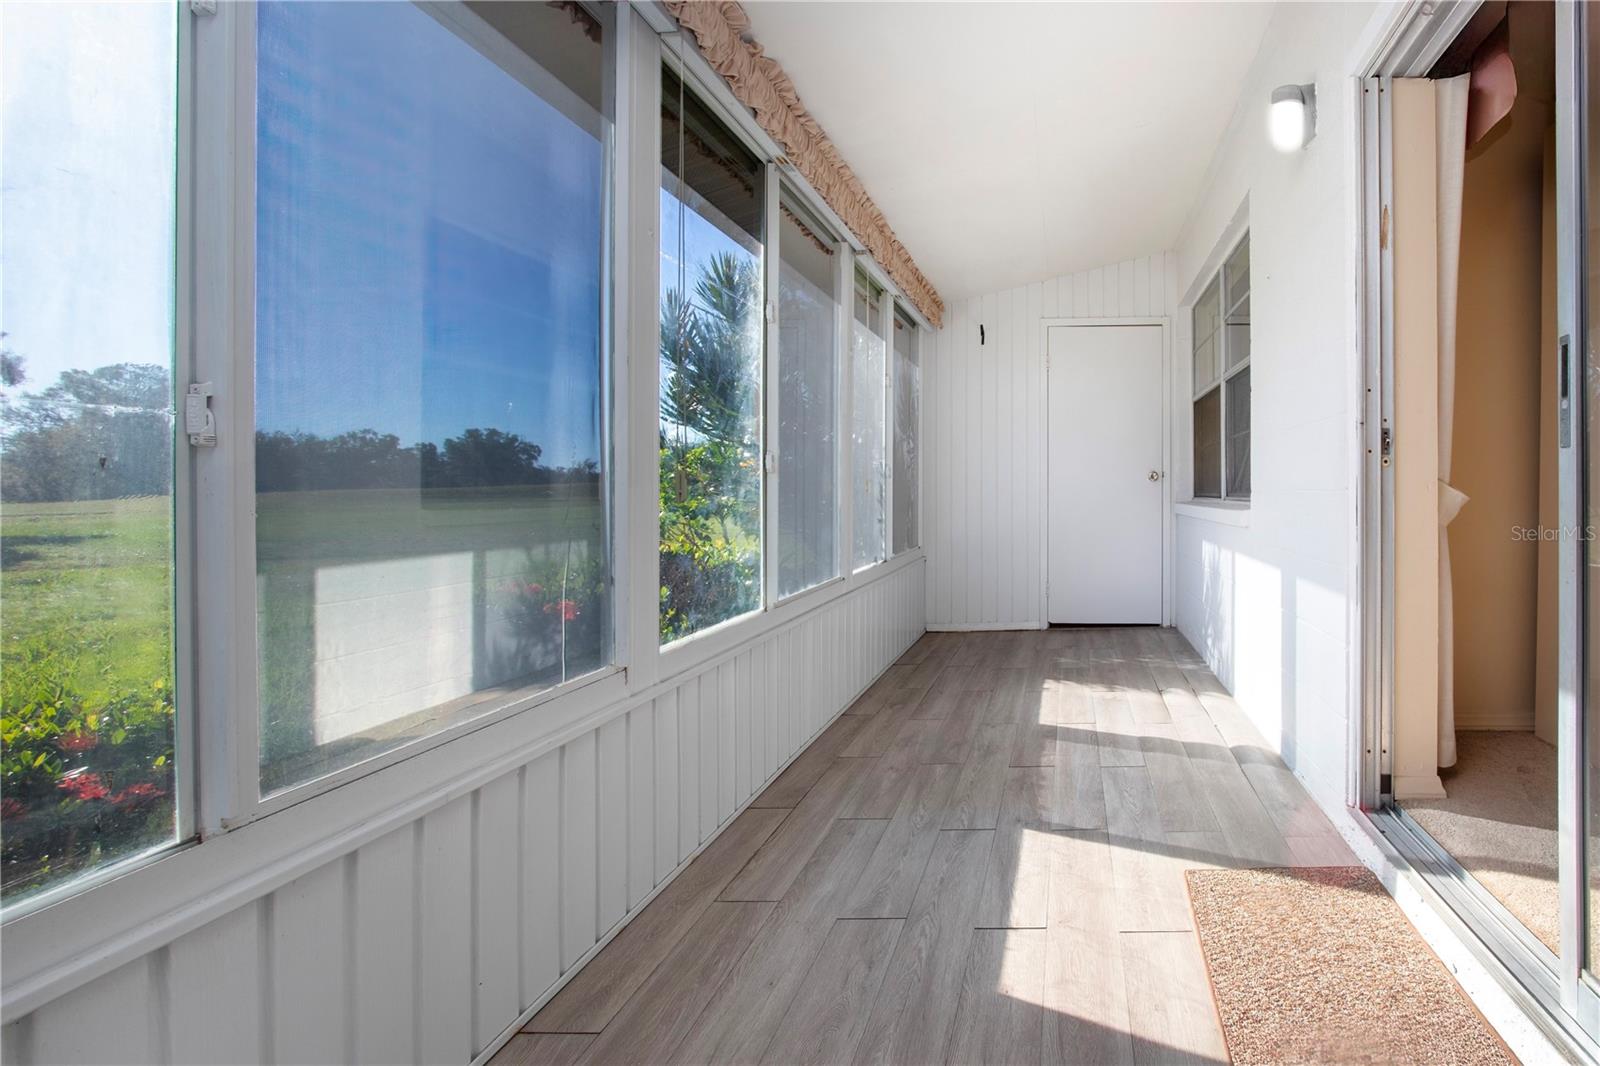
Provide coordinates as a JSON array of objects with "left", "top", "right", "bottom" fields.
[
  {"left": 419, "top": 798, "right": 472, "bottom": 1064},
  {"left": 169, "top": 903, "right": 266, "bottom": 1066},
  {"left": 626, "top": 705, "right": 655, "bottom": 909},
  {"left": 596, "top": 716, "right": 628, "bottom": 935},
  {"left": 352, "top": 830, "right": 413, "bottom": 1066},
  {"left": 924, "top": 254, "right": 1177, "bottom": 629},
  {"left": 559, "top": 732, "right": 598, "bottom": 972},
  {"left": 474, "top": 775, "right": 521, "bottom": 1054},
  {"left": 1, "top": 559, "right": 924, "bottom": 1066},
  {"left": 521, "top": 751, "right": 562, "bottom": 1002},
  {"left": 1170, "top": 1, "right": 1376, "bottom": 817},
  {"left": 271, "top": 860, "right": 348, "bottom": 1066}
]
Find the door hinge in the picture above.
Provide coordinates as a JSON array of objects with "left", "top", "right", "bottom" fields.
[
  {"left": 186, "top": 382, "right": 217, "bottom": 447},
  {"left": 189, "top": 0, "right": 217, "bottom": 15}
]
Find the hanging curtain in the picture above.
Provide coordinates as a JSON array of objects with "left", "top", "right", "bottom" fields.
[{"left": 1436, "top": 74, "right": 1471, "bottom": 769}]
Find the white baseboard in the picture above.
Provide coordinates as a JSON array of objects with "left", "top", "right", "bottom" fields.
[
  {"left": 927, "top": 622, "right": 1044, "bottom": 632},
  {"left": 1454, "top": 711, "right": 1535, "bottom": 731}
]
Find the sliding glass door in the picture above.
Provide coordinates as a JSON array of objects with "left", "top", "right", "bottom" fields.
[
  {"left": 1369, "top": 5, "right": 1600, "bottom": 1046},
  {"left": 1571, "top": 0, "right": 1600, "bottom": 1029}
]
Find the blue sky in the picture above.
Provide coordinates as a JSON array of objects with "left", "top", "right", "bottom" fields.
[
  {"left": 1, "top": 2, "right": 177, "bottom": 397},
  {"left": 3, "top": 1, "right": 761, "bottom": 472},
  {"left": 254, "top": 1, "right": 606, "bottom": 468}
]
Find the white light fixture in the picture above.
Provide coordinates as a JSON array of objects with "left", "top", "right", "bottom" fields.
[{"left": 1269, "top": 84, "right": 1316, "bottom": 152}]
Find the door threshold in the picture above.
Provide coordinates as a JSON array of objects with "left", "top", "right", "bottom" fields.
[{"left": 1365, "top": 806, "right": 1598, "bottom": 1063}]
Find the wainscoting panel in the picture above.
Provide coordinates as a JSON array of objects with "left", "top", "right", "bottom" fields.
[{"left": 0, "top": 559, "right": 925, "bottom": 1066}]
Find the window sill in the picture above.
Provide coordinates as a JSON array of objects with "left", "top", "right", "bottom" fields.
[
  {"left": 1175, "top": 500, "right": 1250, "bottom": 527},
  {"left": 657, "top": 549, "right": 924, "bottom": 686}
]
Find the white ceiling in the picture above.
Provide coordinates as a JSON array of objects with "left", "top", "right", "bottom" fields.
[{"left": 740, "top": 1, "right": 1275, "bottom": 302}]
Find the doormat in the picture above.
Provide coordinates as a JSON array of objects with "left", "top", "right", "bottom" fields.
[{"left": 1185, "top": 866, "right": 1517, "bottom": 1065}]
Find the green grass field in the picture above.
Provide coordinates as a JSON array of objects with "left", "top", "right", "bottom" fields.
[
  {"left": 1, "top": 488, "right": 606, "bottom": 692},
  {"left": 1, "top": 496, "right": 175, "bottom": 701},
  {"left": 2, "top": 487, "right": 606, "bottom": 775}
]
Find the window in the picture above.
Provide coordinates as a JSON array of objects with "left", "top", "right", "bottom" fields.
[
  {"left": 892, "top": 310, "right": 921, "bottom": 554},
  {"left": 852, "top": 274, "right": 888, "bottom": 568},
  {"left": 253, "top": 1, "right": 612, "bottom": 795},
  {"left": 1191, "top": 233, "right": 1251, "bottom": 500},
  {"left": 776, "top": 197, "right": 839, "bottom": 598},
  {"left": 658, "top": 66, "right": 765, "bottom": 642},
  {"left": 1, "top": 1, "right": 180, "bottom": 902}
]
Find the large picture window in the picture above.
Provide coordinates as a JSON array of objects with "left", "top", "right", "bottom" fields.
[
  {"left": 253, "top": 1, "right": 612, "bottom": 795},
  {"left": 0, "top": 1, "right": 180, "bottom": 902},
  {"left": 658, "top": 66, "right": 765, "bottom": 642},
  {"left": 892, "top": 310, "right": 921, "bottom": 555},
  {"left": 1191, "top": 232, "right": 1251, "bottom": 500},
  {"left": 852, "top": 274, "right": 888, "bottom": 568},
  {"left": 776, "top": 196, "right": 839, "bottom": 598}
]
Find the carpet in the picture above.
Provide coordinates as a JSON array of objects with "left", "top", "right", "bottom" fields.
[
  {"left": 1403, "top": 731, "right": 1559, "bottom": 952},
  {"left": 1186, "top": 866, "right": 1516, "bottom": 1066}
]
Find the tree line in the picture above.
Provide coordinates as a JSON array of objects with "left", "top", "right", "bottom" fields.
[{"left": 0, "top": 359, "right": 596, "bottom": 503}]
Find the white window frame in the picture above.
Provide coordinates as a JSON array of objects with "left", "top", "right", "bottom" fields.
[
  {"left": 194, "top": 0, "right": 630, "bottom": 831},
  {"left": 891, "top": 303, "right": 922, "bottom": 556},
  {"left": 768, "top": 180, "right": 849, "bottom": 608},
  {"left": 1189, "top": 231, "right": 1251, "bottom": 502},
  {"left": 0, "top": 2, "right": 931, "bottom": 946},
  {"left": 850, "top": 267, "right": 891, "bottom": 572}
]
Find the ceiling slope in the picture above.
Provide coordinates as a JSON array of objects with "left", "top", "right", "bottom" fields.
[{"left": 740, "top": 1, "right": 1275, "bottom": 301}]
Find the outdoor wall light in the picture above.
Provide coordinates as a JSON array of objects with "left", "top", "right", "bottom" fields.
[{"left": 1269, "top": 83, "right": 1316, "bottom": 152}]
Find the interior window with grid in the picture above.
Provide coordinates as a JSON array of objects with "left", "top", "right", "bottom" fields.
[{"left": 1191, "top": 233, "right": 1250, "bottom": 500}]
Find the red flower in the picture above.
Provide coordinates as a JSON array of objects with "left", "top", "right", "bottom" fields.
[
  {"left": 112, "top": 782, "right": 165, "bottom": 808},
  {"left": 544, "top": 599, "right": 580, "bottom": 621},
  {"left": 1, "top": 798, "right": 26, "bottom": 820},
  {"left": 57, "top": 731, "right": 99, "bottom": 754},
  {"left": 58, "top": 772, "right": 109, "bottom": 802},
  {"left": 525, "top": 583, "right": 544, "bottom": 597}
]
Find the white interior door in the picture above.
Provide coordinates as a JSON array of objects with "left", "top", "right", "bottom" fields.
[{"left": 1047, "top": 324, "right": 1164, "bottom": 624}]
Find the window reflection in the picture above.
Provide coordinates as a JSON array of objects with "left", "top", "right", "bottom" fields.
[
  {"left": 853, "top": 276, "right": 888, "bottom": 568},
  {"left": 658, "top": 65, "right": 765, "bottom": 642},
  {"left": 253, "top": 1, "right": 610, "bottom": 794},
  {"left": 777, "top": 198, "right": 839, "bottom": 597},
  {"left": 893, "top": 311, "right": 920, "bottom": 554},
  {"left": 0, "top": 0, "right": 180, "bottom": 902}
]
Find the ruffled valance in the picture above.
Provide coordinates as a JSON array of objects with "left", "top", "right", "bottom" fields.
[{"left": 662, "top": 1, "right": 945, "bottom": 327}]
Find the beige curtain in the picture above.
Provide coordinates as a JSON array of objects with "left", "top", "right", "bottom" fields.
[{"left": 1437, "top": 74, "right": 1471, "bottom": 769}]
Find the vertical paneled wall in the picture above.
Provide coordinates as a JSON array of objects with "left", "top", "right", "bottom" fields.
[
  {"left": 0, "top": 561, "right": 924, "bottom": 1066},
  {"left": 923, "top": 254, "right": 1177, "bottom": 629}
]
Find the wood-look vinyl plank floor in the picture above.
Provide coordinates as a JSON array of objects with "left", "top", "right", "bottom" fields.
[
  {"left": 576, "top": 901, "right": 775, "bottom": 1065},
  {"left": 528, "top": 807, "right": 788, "bottom": 1033},
  {"left": 844, "top": 763, "right": 961, "bottom": 918},
  {"left": 751, "top": 715, "right": 867, "bottom": 809},
  {"left": 943, "top": 723, "right": 1016, "bottom": 830},
  {"left": 1122, "top": 930, "right": 1231, "bottom": 1065},
  {"left": 946, "top": 928, "right": 1046, "bottom": 1066},
  {"left": 491, "top": 628, "right": 1359, "bottom": 1066},
  {"left": 496, "top": 1034, "right": 595, "bottom": 1066},
  {"left": 759, "top": 919, "right": 904, "bottom": 1066},
  {"left": 671, "top": 818, "right": 888, "bottom": 1066},
  {"left": 852, "top": 829, "right": 995, "bottom": 1066},
  {"left": 975, "top": 767, "right": 1054, "bottom": 929}
]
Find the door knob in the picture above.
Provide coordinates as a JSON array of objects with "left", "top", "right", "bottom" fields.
[{"left": 1148, "top": 470, "right": 1161, "bottom": 482}]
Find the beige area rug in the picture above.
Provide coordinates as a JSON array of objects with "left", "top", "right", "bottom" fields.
[
  {"left": 1186, "top": 867, "right": 1517, "bottom": 1066},
  {"left": 1403, "top": 731, "right": 1559, "bottom": 952}
]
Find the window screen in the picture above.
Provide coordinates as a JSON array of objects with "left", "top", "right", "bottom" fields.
[{"left": 658, "top": 64, "right": 765, "bottom": 641}]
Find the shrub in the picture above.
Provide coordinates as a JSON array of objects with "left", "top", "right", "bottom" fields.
[{"left": 1, "top": 634, "right": 175, "bottom": 895}]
